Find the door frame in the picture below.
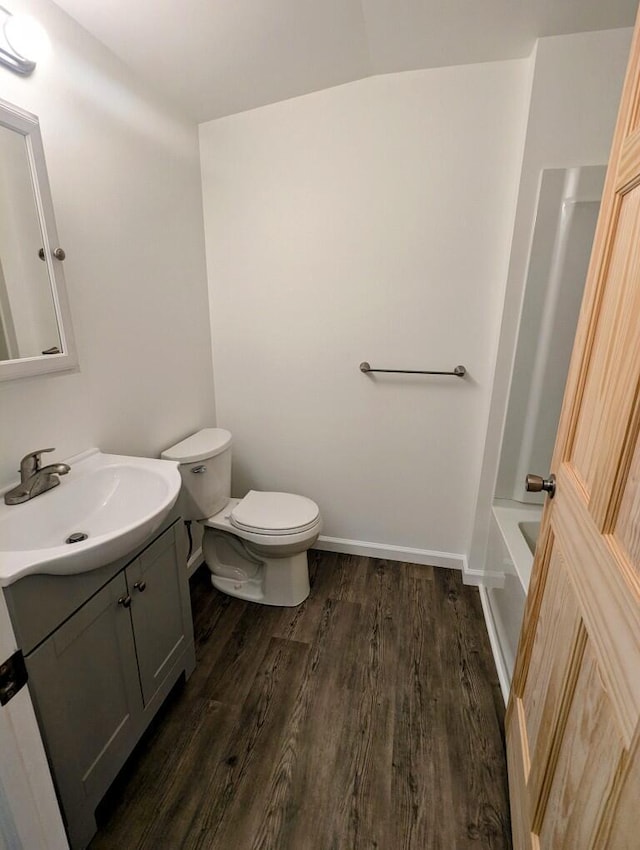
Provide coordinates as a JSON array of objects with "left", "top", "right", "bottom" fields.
[{"left": 0, "top": 594, "right": 68, "bottom": 849}]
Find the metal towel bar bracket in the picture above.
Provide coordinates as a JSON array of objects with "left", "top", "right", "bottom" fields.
[{"left": 359, "top": 362, "right": 466, "bottom": 377}]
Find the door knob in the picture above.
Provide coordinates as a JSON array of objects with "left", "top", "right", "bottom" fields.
[{"left": 525, "top": 473, "right": 556, "bottom": 498}]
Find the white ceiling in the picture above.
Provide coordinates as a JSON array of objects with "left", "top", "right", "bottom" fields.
[{"left": 52, "top": 0, "right": 638, "bottom": 122}]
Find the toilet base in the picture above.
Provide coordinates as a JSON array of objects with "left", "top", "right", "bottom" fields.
[
  {"left": 210, "top": 572, "right": 265, "bottom": 603},
  {"left": 203, "top": 527, "right": 311, "bottom": 606}
]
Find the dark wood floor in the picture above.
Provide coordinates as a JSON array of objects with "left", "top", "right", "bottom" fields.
[{"left": 89, "top": 552, "right": 511, "bottom": 850}]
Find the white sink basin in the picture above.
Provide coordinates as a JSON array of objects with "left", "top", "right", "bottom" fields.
[{"left": 0, "top": 449, "right": 181, "bottom": 586}]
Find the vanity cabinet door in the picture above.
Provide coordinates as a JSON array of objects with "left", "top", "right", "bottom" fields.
[
  {"left": 126, "top": 522, "right": 190, "bottom": 706},
  {"left": 26, "top": 572, "right": 144, "bottom": 846}
]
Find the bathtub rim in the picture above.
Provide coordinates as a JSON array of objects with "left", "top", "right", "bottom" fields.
[{"left": 492, "top": 499, "right": 543, "bottom": 593}]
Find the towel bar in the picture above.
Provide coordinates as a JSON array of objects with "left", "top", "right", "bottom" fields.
[{"left": 359, "top": 362, "right": 466, "bottom": 377}]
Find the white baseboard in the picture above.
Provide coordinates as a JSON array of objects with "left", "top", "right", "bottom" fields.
[
  {"left": 462, "top": 560, "right": 506, "bottom": 588},
  {"left": 314, "top": 535, "right": 465, "bottom": 571},
  {"left": 479, "top": 585, "right": 511, "bottom": 706}
]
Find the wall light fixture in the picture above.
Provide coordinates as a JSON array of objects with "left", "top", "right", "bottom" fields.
[{"left": 0, "top": 6, "right": 48, "bottom": 75}]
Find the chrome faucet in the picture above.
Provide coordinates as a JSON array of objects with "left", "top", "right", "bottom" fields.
[{"left": 4, "top": 448, "right": 70, "bottom": 505}]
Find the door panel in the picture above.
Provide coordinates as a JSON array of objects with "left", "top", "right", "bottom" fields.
[
  {"left": 571, "top": 186, "right": 640, "bottom": 525},
  {"left": 603, "top": 732, "right": 640, "bottom": 849},
  {"left": 510, "top": 532, "right": 628, "bottom": 848},
  {"left": 537, "top": 641, "right": 625, "bottom": 849},
  {"left": 506, "top": 698, "right": 536, "bottom": 850},
  {"left": 521, "top": 550, "right": 581, "bottom": 769},
  {"left": 522, "top": 551, "right": 585, "bottom": 816},
  {"left": 506, "top": 6, "right": 640, "bottom": 847},
  {"left": 553, "top": 467, "right": 640, "bottom": 743},
  {"left": 614, "top": 431, "right": 640, "bottom": 575}
]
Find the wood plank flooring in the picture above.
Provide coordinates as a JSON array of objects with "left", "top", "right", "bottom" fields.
[{"left": 89, "top": 552, "right": 511, "bottom": 850}]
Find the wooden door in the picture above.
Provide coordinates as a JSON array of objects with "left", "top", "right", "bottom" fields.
[{"left": 506, "top": 8, "right": 640, "bottom": 849}]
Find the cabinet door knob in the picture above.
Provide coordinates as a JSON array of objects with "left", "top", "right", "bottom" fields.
[
  {"left": 117, "top": 595, "right": 132, "bottom": 608},
  {"left": 133, "top": 580, "right": 146, "bottom": 592},
  {"left": 38, "top": 247, "right": 66, "bottom": 261}
]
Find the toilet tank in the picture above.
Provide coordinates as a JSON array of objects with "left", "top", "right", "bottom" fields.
[{"left": 161, "top": 428, "right": 232, "bottom": 520}]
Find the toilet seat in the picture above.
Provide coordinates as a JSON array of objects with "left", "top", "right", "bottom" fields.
[{"left": 230, "top": 490, "right": 320, "bottom": 536}]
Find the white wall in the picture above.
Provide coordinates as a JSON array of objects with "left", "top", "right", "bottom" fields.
[
  {"left": 200, "top": 62, "right": 531, "bottom": 562},
  {"left": 469, "top": 27, "right": 633, "bottom": 574},
  {"left": 0, "top": 0, "right": 215, "bottom": 487}
]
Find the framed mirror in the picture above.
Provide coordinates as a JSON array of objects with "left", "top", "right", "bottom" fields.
[{"left": 0, "top": 98, "right": 77, "bottom": 381}]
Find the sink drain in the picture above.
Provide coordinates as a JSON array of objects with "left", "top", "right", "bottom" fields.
[{"left": 65, "top": 532, "right": 88, "bottom": 544}]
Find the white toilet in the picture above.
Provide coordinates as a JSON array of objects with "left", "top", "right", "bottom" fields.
[{"left": 162, "top": 428, "right": 321, "bottom": 606}]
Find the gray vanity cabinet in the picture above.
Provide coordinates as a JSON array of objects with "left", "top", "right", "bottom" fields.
[
  {"left": 126, "top": 524, "right": 191, "bottom": 706},
  {"left": 3, "top": 514, "right": 196, "bottom": 850},
  {"left": 25, "top": 572, "right": 144, "bottom": 829}
]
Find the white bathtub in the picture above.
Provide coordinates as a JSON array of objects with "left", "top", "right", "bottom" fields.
[{"left": 480, "top": 500, "right": 542, "bottom": 703}]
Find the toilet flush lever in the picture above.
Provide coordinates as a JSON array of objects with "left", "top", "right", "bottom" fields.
[{"left": 191, "top": 465, "right": 207, "bottom": 474}]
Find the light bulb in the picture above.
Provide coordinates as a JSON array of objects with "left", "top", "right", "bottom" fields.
[{"left": 4, "top": 13, "right": 49, "bottom": 63}]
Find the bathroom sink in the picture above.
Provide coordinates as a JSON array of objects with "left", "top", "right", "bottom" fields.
[{"left": 0, "top": 449, "right": 181, "bottom": 586}]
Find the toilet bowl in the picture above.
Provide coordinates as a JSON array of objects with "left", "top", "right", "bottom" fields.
[{"left": 162, "top": 429, "right": 321, "bottom": 606}]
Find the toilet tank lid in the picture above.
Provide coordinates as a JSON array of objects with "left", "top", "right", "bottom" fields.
[{"left": 161, "top": 428, "right": 232, "bottom": 463}]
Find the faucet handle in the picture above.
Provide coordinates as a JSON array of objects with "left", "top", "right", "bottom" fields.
[{"left": 20, "top": 448, "right": 55, "bottom": 476}]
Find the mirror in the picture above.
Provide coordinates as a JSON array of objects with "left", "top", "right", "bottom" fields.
[{"left": 0, "top": 98, "right": 77, "bottom": 380}]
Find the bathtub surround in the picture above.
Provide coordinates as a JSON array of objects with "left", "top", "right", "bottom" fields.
[
  {"left": 480, "top": 501, "right": 541, "bottom": 702},
  {"left": 468, "top": 27, "right": 632, "bottom": 699},
  {"left": 500, "top": 166, "right": 605, "bottom": 504},
  {"left": 480, "top": 164, "right": 606, "bottom": 694},
  {"left": 200, "top": 60, "right": 531, "bottom": 569},
  {"left": 469, "top": 27, "right": 633, "bottom": 582},
  {"left": 0, "top": 0, "right": 215, "bottom": 488}
]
